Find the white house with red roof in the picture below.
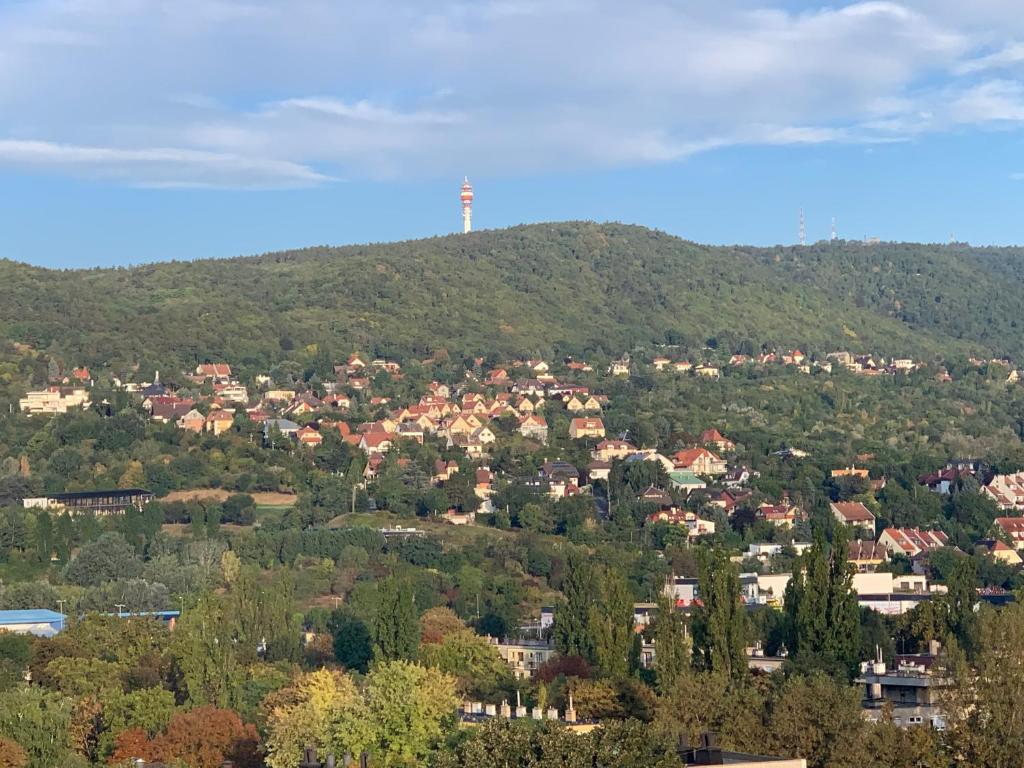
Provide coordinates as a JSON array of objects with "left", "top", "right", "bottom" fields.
[
  {"left": 982, "top": 473, "right": 1024, "bottom": 511},
  {"left": 994, "top": 517, "right": 1024, "bottom": 549},
  {"left": 877, "top": 528, "right": 949, "bottom": 558},
  {"left": 672, "top": 447, "right": 726, "bottom": 476}
]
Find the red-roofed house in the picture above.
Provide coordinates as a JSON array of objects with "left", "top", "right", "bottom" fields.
[
  {"left": 672, "top": 448, "right": 726, "bottom": 476},
  {"left": 569, "top": 418, "right": 605, "bottom": 440},
  {"left": 358, "top": 432, "right": 394, "bottom": 454},
  {"left": 699, "top": 429, "right": 735, "bottom": 453},
  {"left": 877, "top": 528, "right": 949, "bottom": 558},
  {"left": 196, "top": 363, "right": 232, "bottom": 382},
  {"left": 296, "top": 426, "right": 323, "bottom": 448},
  {"left": 205, "top": 409, "right": 234, "bottom": 436},
  {"left": 994, "top": 517, "right": 1024, "bottom": 550}
]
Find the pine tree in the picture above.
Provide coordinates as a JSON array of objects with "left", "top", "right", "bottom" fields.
[
  {"left": 692, "top": 548, "right": 747, "bottom": 679},
  {"left": 372, "top": 577, "right": 419, "bottom": 662}
]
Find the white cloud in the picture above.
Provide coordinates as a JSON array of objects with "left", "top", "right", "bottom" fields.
[
  {"left": 0, "top": 139, "right": 331, "bottom": 189},
  {"left": 0, "top": 0, "right": 1021, "bottom": 187}
]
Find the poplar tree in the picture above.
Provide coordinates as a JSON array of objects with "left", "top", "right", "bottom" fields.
[
  {"left": 588, "top": 567, "right": 635, "bottom": 679},
  {"left": 784, "top": 528, "right": 861, "bottom": 678},
  {"left": 652, "top": 592, "right": 690, "bottom": 693},
  {"left": 552, "top": 549, "right": 595, "bottom": 660},
  {"left": 692, "top": 548, "right": 747, "bottom": 679},
  {"left": 373, "top": 577, "right": 419, "bottom": 662}
]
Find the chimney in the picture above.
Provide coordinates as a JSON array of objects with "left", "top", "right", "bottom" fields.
[{"left": 300, "top": 745, "right": 321, "bottom": 768}]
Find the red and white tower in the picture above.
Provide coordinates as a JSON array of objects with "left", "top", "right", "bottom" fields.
[{"left": 460, "top": 177, "right": 474, "bottom": 234}]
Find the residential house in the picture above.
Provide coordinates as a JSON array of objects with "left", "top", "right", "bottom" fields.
[
  {"left": 608, "top": 359, "right": 630, "bottom": 377},
  {"left": 359, "top": 432, "right": 394, "bottom": 454},
  {"left": 877, "top": 528, "right": 949, "bottom": 558},
  {"left": 592, "top": 440, "right": 636, "bottom": 462},
  {"left": 669, "top": 470, "right": 706, "bottom": 494},
  {"left": 518, "top": 414, "right": 549, "bottom": 443},
  {"left": 699, "top": 429, "right": 735, "bottom": 452},
  {"left": 569, "top": 417, "right": 606, "bottom": 440},
  {"left": 205, "top": 409, "right": 235, "bottom": 436},
  {"left": 672, "top": 360, "right": 693, "bottom": 373},
  {"left": 830, "top": 501, "right": 876, "bottom": 534},
  {"left": 756, "top": 502, "right": 805, "bottom": 528},
  {"left": 195, "top": 363, "right": 232, "bottom": 383},
  {"left": 848, "top": 540, "right": 889, "bottom": 573},
  {"left": 647, "top": 509, "right": 716, "bottom": 538},
  {"left": 19, "top": 387, "right": 91, "bottom": 415},
  {"left": 264, "top": 418, "right": 300, "bottom": 442},
  {"left": 982, "top": 473, "right": 1024, "bottom": 511},
  {"left": 832, "top": 466, "right": 870, "bottom": 480},
  {"left": 985, "top": 539, "right": 1023, "bottom": 565},
  {"left": 695, "top": 364, "right": 720, "bottom": 379},
  {"left": 177, "top": 409, "right": 206, "bottom": 433},
  {"left": 296, "top": 426, "right": 323, "bottom": 449},
  {"left": 652, "top": 356, "right": 671, "bottom": 371},
  {"left": 214, "top": 383, "right": 249, "bottom": 403},
  {"left": 994, "top": 517, "right": 1024, "bottom": 549},
  {"left": 672, "top": 447, "right": 727, "bottom": 476}
]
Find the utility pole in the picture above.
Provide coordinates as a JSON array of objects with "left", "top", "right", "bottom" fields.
[
  {"left": 114, "top": 603, "right": 126, "bottom": 618},
  {"left": 56, "top": 599, "right": 66, "bottom": 631}
]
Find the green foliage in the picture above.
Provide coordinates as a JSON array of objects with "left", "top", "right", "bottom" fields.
[
  {"left": 784, "top": 530, "right": 862, "bottom": 678},
  {"left": 0, "top": 687, "right": 79, "bottom": 768},
  {"left": 329, "top": 609, "right": 373, "bottom": 673},
  {"left": 691, "top": 548, "right": 747, "bottom": 679},
  {"left": 63, "top": 532, "right": 142, "bottom": 587},
  {"left": 419, "top": 629, "right": 514, "bottom": 701},
  {"left": 372, "top": 576, "right": 420, "bottom": 662}
]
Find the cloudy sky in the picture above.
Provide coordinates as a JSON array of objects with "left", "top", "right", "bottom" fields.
[{"left": 3, "top": 0, "right": 1024, "bottom": 265}]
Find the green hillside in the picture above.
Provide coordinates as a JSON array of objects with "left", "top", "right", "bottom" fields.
[{"left": 1, "top": 221, "right": 1022, "bottom": 370}]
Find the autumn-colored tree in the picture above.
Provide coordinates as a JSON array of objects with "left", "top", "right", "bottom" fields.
[
  {"left": 111, "top": 706, "right": 260, "bottom": 768},
  {"left": 419, "top": 606, "right": 466, "bottom": 645},
  {"left": 264, "top": 669, "right": 372, "bottom": 768}
]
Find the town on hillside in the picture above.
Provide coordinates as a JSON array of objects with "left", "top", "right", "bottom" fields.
[{"left": 3, "top": 342, "right": 1024, "bottom": 767}]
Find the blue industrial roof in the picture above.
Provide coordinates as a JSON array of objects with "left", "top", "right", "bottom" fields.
[{"left": 0, "top": 609, "right": 65, "bottom": 624}]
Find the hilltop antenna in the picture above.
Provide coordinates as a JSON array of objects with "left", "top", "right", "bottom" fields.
[
  {"left": 799, "top": 209, "right": 806, "bottom": 246},
  {"left": 831, "top": 216, "right": 837, "bottom": 242}
]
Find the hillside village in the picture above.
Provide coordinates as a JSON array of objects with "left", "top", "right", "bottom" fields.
[{"left": 5, "top": 338, "right": 1024, "bottom": 766}]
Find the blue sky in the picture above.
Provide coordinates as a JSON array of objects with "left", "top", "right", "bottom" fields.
[{"left": 2, "top": 0, "right": 1024, "bottom": 267}]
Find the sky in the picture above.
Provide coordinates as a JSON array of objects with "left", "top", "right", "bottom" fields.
[{"left": 3, "top": 0, "right": 1024, "bottom": 267}]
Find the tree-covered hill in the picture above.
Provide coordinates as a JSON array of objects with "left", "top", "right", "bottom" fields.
[{"left": 2, "top": 221, "right": 1023, "bottom": 370}]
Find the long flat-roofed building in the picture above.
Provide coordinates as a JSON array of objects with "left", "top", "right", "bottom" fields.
[{"left": 23, "top": 488, "right": 154, "bottom": 516}]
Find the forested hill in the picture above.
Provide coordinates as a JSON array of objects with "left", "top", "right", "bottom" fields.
[{"left": 1, "top": 221, "right": 1023, "bottom": 370}]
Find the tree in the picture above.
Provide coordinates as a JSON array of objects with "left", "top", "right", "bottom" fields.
[
  {"left": 551, "top": 549, "right": 594, "bottom": 660},
  {"left": 372, "top": 577, "right": 419, "bottom": 662},
  {"left": 767, "top": 674, "right": 867, "bottom": 768},
  {"left": 63, "top": 532, "right": 142, "bottom": 587},
  {"left": 170, "top": 593, "right": 242, "bottom": 707},
  {"left": 943, "top": 603, "right": 1024, "bottom": 768},
  {"left": 588, "top": 566, "right": 635, "bottom": 679},
  {"left": 329, "top": 609, "right": 373, "bottom": 673},
  {"left": 98, "top": 686, "right": 176, "bottom": 761},
  {"left": 0, "top": 687, "right": 78, "bottom": 768},
  {"left": 783, "top": 530, "right": 861, "bottom": 678},
  {"left": 942, "top": 554, "right": 978, "bottom": 656},
  {"left": 363, "top": 661, "right": 459, "bottom": 767},
  {"left": 419, "top": 606, "right": 466, "bottom": 645},
  {"left": 652, "top": 593, "right": 690, "bottom": 693},
  {"left": 264, "top": 669, "right": 371, "bottom": 768},
  {"left": 419, "top": 629, "right": 515, "bottom": 700},
  {"left": 0, "top": 633, "right": 32, "bottom": 693},
  {"left": 691, "top": 548, "right": 746, "bottom": 680},
  {"left": 111, "top": 706, "right": 260, "bottom": 768}
]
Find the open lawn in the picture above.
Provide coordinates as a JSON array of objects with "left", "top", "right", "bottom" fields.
[{"left": 161, "top": 488, "right": 298, "bottom": 507}]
